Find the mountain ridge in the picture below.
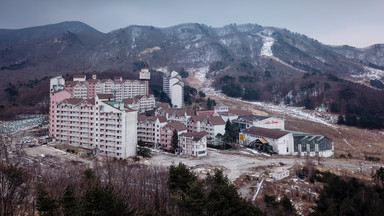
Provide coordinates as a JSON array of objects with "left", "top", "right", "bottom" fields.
[{"left": 0, "top": 21, "right": 384, "bottom": 87}]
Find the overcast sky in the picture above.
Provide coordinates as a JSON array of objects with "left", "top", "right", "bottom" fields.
[{"left": 0, "top": 0, "right": 383, "bottom": 48}]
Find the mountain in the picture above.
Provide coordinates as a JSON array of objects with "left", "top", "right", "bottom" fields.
[
  {"left": 0, "top": 21, "right": 103, "bottom": 47},
  {"left": 1, "top": 22, "right": 384, "bottom": 91}
]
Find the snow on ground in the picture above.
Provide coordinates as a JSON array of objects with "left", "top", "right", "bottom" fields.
[
  {"left": 189, "top": 67, "right": 209, "bottom": 83},
  {"left": 258, "top": 33, "right": 274, "bottom": 57},
  {"left": 245, "top": 148, "right": 271, "bottom": 157},
  {"left": 351, "top": 66, "right": 384, "bottom": 80},
  {"left": 257, "top": 31, "right": 306, "bottom": 73},
  {"left": 201, "top": 84, "right": 337, "bottom": 128},
  {"left": 0, "top": 115, "right": 46, "bottom": 135},
  {"left": 250, "top": 101, "right": 337, "bottom": 128}
]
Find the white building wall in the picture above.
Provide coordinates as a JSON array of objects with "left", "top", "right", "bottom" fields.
[
  {"left": 50, "top": 76, "right": 65, "bottom": 92},
  {"left": 213, "top": 124, "right": 225, "bottom": 137},
  {"left": 180, "top": 136, "right": 207, "bottom": 157},
  {"left": 241, "top": 133, "right": 293, "bottom": 155},
  {"left": 123, "top": 110, "right": 138, "bottom": 157},
  {"left": 171, "top": 84, "right": 183, "bottom": 109}
]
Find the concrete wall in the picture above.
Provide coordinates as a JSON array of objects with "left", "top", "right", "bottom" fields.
[
  {"left": 49, "top": 90, "right": 72, "bottom": 137},
  {"left": 123, "top": 110, "right": 138, "bottom": 158},
  {"left": 171, "top": 84, "right": 183, "bottom": 108}
]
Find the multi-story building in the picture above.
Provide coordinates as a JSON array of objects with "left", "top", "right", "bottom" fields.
[
  {"left": 232, "top": 115, "right": 285, "bottom": 130},
  {"left": 179, "top": 132, "right": 208, "bottom": 157},
  {"left": 49, "top": 89, "right": 72, "bottom": 137},
  {"left": 51, "top": 69, "right": 150, "bottom": 101},
  {"left": 159, "top": 121, "right": 187, "bottom": 150},
  {"left": 187, "top": 115, "right": 225, "bottom": 138},
  {"left": 137, "top": 115, "right": 167, "bottom": 146},
  {"left": 163, "top": 71, "right": 184, "bottom": 108},
  {"left": 239, "top": 126, "right": 334, "bottom": 157},
  {"left": 49, "top": 71, "right": 150, "bottom": 158},
  {"left": 53, "top": 94, "right": 137, "bottom": 158},
  {"left": 187, "top": 115, "right": 207, "bottom": 133},
  {"left": 155, "top": 108, "right": 194, "bottom": 124},
  {"left": 123, "top": 95, "right": 156, "bottom": 114}
]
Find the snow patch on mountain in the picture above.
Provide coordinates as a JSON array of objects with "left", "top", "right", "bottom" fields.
[
  {"left": 351, "top": 66, "right": 384, "bottom": 80},
  {"left": 201, "top": 85, "right": 336, "bottom": 128},
  {"left": 193, "top": 67, "right": 210, "bottom": 83},
  {"left": 258, "top": 33, "right": 274, "bottom": 57}
]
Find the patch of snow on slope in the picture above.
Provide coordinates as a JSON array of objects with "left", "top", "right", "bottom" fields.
[
  {"left": 257, "top": 32, "right": 306, "bottom": 73},
  {"left": 258, "top": 33, "right": 274, "bottom": 57},
  {"left": 193, "top": 67, "right": 209, "bottom": 83},
  {"left": 201, "top": 87, "right": 336, "bottom": 128},
  {"left": 250, "top": 101, "right": 337, "bottom": 128},
  {"left": 351, "top": 66, "right": 384, "bottom": 80}
]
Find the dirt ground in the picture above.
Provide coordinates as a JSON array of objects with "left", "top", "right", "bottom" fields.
[{"left": 185, "top": 67, "right": 384, "bottom": 162}]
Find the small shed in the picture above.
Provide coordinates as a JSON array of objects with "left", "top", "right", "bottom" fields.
[{"left": 270, "top": 169, "right": 290, "bottom": 180}]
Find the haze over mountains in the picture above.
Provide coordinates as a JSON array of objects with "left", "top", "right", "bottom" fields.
[{"left": 0, "top": 21, "right": 384, "bottom": 87}]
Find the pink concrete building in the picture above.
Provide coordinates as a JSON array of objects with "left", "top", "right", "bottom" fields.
[
  {"left": 54, "top": 94, "right": 137, "bottom": 158},
  {"left": 187, "top": 115, "right": 226, "bottom": 138},
  {"left": 59, "top": 74, "right": 149, "bottom": 100},
  {"left": 49, "top": 75, "right": 142, "bottom": 158},
  {"left": 159, "top": 121, "right": 187, "bottom": 150},
  {"left": 49, "top": 89, "right": 72, "bottom": 137},
  {"left": 137, "top": 115, "right": 167, "bottom": 146}
]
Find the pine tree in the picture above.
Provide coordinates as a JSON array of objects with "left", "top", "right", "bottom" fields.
[
  {"left": 168, "top": 162, "right": 197, "bottom": 192},
  {"left": 61, "top": 185, "right": 77, "bottom": 216},
  {"left": 207, "top": 98, "right": 212, "bottom": 110},
  {"left": 36, "top": 186, "right": 57, "bottom": 216},
  {"left": 137, "top": 139, "right": 151, "bottom": 157},
  {"left": 337, "top": 115, "right": 344, "bottom": 124},
  {"left": 171, "top": 129, "right": 179, "bottom": 153},
  {"left": 81, "top": 183, "right": 129, "bottom": 216}
]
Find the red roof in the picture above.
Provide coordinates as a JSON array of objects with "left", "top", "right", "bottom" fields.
[
  {"left": 179, "top": 132, "right": 208, "bottom": 141},
  {"left": 97, "top": 94, "right": 113, "bottom": 99},
  {"left": 65, "top": 98, "right": 83, "bottom": 105},
  {"left": 207, "top": 116, "right": 225, "bottom": 125},
  {"left": 73, "top": 74, "right": 86, "bottom": 78},
  {"left": 168, "top": 121, "right": 187, "bottom": 131},
  {"left": 197, "top": 110, "right": 214, "bottom": 116},
  {"left": 156, "top": 102, "right": 170, "bottom": 109},
  {"left": 243, "top": 126, "right": 289, "bottom": 139},
  {"left": 156, "top": 116, "right": 167, "bottom": 123},
  {"left": 189, "top": 115, "right": 207, "bottom": 122},
  {"left": 138, "top": 115, "right": 147, "bottom": 122}
]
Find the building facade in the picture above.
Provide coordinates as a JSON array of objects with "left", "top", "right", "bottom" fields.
[
  {"left": 137, "top": 115, "right": 167, "bottom": 146},
  {"left": 163, "top": 71, "right": 184, "bottom": 109},
  {"left": 159, "top": 121, "right": 187, "bottom": 150},
  {"left": 179, "top": 132, "right": 208, "bottom": 157},
  {"left": 239, "top": 126, "right": 334, "bottom": 157},
  {"left": 54, "top": 94, "right": 137, "bottom": 158},
  {"left": 49, "top": 70, "right": 149, "bottom": 101},
  {"left": 233, "top": 115, "right": 285, "bottom": 130}
]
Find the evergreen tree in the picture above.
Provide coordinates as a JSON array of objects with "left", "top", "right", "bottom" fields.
[
  {"left": 137, "top": 139, "right": 151, "bottom": 157},
  {"left": 199, "top": 91, "right": 206, "bottom": 98},
  {"left": 224, "top": 119, "right": 237, "bottom": 143},
  {"left": 168, "top": 162, "right": 197, "bottom": 193},
  {"left": 36, "top": 187, "right": 57, "bottom": 216},
  {"left": 81, "top": 183, "right": 129, "bottom": 216},
  {"left": 171, "top": 129, "right": 179, "bottom": 153},
  {"left": 373, "top": 167, "right": 384, "bottom": 186},
  {"left": 61, "top": 185, "right": 77, "bottom": 216},
  {"left": 337, "top": 115, "right": 344, "bottom": 124},
  {"left": 207, "top": 97, "right": 212, "bottom": 110}
]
